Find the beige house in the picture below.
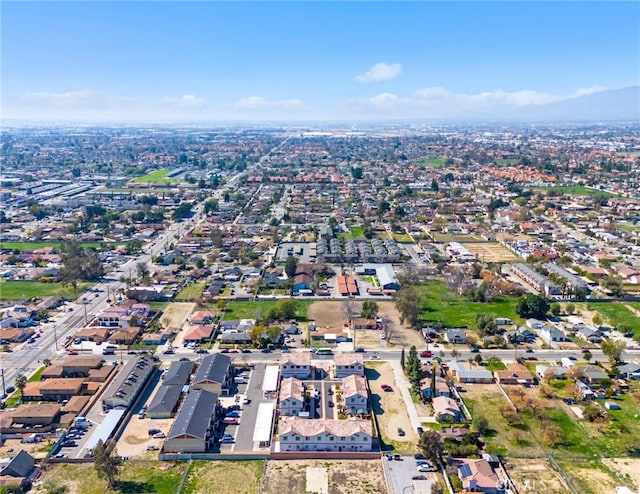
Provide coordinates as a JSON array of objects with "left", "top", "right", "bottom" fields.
[
  {"left": 334, "top": 353, "right": 364, "bottom": 378},
  {"left": 278, "top": 417, "right": 372, "bottom": 452},
  {"left": 341, "top": 375, "right": 368, "bottom": 414},
  {"left": 281, "top": 353, "right": 312, "bottom": 379},
  {"left": 278, "top": 377, "right": 306, "bottom": 416}
]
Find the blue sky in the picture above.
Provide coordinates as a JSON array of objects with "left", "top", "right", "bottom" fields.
[{"left": 2, "top": 1, "right": 639, "bottom": 121}]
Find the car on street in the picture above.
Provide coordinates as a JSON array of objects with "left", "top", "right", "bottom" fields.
[
  {"left": 241, "top": 349, "right": 252, "bottom": 353},
  {"left": 226, "top": 411, "right": 241, "bottom": 418},
  {"left": 355, "top": 347, "right": 366, "bottom": 353},
  {"left": 369, "top": 355, "right": 381, "bottom": 360},
  {"left": 220, "top": 434, "right": 234, "bottom": 443},
  {"left": 470, "top": 347, "right": 480, "bottom": 353},
  {"left": 6, "top": 386, "right": 15, "bottom": 394},
  {"left": 420, "top": 350, "right": 433, "bottom": 358},
  {"left": 261, "top": 348, "right": 272, "bottom": 353},
  {"left": 525, "top": 348, "right": 534, "bottom": 353},
  {"left": 195, "top": 349, "right": 208, "bottom": 354},
  {"left": 328, "top": 401, "right": 334, "bottom": 407}
]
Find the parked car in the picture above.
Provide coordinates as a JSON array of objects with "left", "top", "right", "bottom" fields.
[
  {"left": 420, "top": 350, "right": 433, "bottom": 358},
  {"left": 397, "top": 428, "right": 405, "bottom": 437},
  {"left": 6, "top": 386, "right": 15, "bottom": 394},
  {"left": 148, "top": 429, "right": 161, "bottom": 436},
  {"left": 241, "top": 349, "right": 252, "bottom": 353},
  {"left": 146, "top": 445, "right": 159, "bottom": 451},
  {"left": 369, "top": 355, "right": 381, "bottom": 360},
  {"left": 417, "top": 427, "right": 424, "bottom": 436},
  {"left": 62, "top": 440, "right": 77, "bottom": 447},
  {"left": 355, "top": 347, "right": 366, "bottom": 353},
  {"left": 225, "top": 411, "right": 241, "bottom": 418},
  {"left": 152, "top": 432, "right": 165, "bottom": 439},
  {"left": 414, "top": 453, "right": 425, "bottom": 460},
  {"left": 220, "top": 434, "right": 234, "bottom": 443},
  {"left": 381, "top": 384, "right": 393, "bottom": 392},
  {"left": 470, "top": 347, "right": 480, "bottom": 353},
  {"left": 417, "top": 464, "right": 436, "bottom": 472},
  {"left": 328, "top": 401, "right": 334, "bottom": 407}
]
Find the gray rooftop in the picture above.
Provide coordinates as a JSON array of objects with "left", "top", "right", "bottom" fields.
[
  {"left": 167, "top": 389, "right": 218, "bottom": 441},
  {"left": 147, "top": 385, "right": 183, "bottom": 416},
  {"left": 193, "top": 353, "right": 231, "bottom": 385},
  {"left": 163, "top": 360, "right": 195, "bottom": 386}
]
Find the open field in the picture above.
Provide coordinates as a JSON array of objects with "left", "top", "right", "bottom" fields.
[
  {"left": 602, "top": 458, "right": 640, "bottom": 491},
  {"left": 33, "top": 460, "right": 184, "bottom": 494},
  {"left": 559, "top": 459, "right": 623, "bottom": 494},
  {"left": 506, "top": 458, "right": 570, "bottom": 494},
  {"left": 532, "top": 185, "right": 617, "bottom": 197},
  {"left": 417, "top": 157, "right": 446, "bottom": 168},
  {"left": 183, "top": 460, "right": 264, "bottom": 494},
  {"left": 0, "top": 241, "right": 111, "bottom": 252},
  {"left": 350, "top": 225, "right": 364, "bottom": 238},
  {"left": 129, "top": 169, "right": 179, "bottom": 184},
  {"left": 493, "top": 158, "right": 520, "bottom": 166},
  {"left": 262, "top": 459, "right": 386, "bottom": 494},
  {"left": 160, "top": 302, "right": 195, "bottom": 330},
  {"left": 418, "top": 280, "right": 521, "bottom": 328},
  {"left": 175, "top": 280, "right": 208, "bottom": 301},
  {"left": 0, "top": 280, "right": 91, "bottom": 300},
  {"left": 223, "top": 300, "right": 311, "bottom": 321},
  {"left": 431, "top": 233, "right": 480, "bottom": 242},
  {"left": 116, "top": 414, "right": 174, "bottom": 457},
  {"left": 307, "top": 300, "right": 424, "bottom": 349},
  {"left": 463, "top": 242, "right": 521, "bottom": 263},
  {"left": 587, "top": 301, "right": 640, "bottom": 337},
  {"left": 367, "top": 362, "right": 417, "bottom": 453}
]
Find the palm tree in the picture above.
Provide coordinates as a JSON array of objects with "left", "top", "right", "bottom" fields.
[{"left": 14, "top": 373, "right": 27, "bottom": 400}]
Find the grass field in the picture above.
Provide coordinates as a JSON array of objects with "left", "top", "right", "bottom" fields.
[
  {"left": 129, "top": 169, "right": 180, "bottom": 184},
  {"left": 0, "top": 241, "right": 111, "bottom": 252},
  {"left": 431, "top": 233, "right": 479, "bottom": 243},
  {"left": 418, "top": 157, "right": 447, "bottom": 168},
  {"left": 350, "top": 225, "right": 364, "bottom": 238},
  {"left": 418, "top": 280, "right": 521, "bottom": 328},
  {"left": 222, "top": 300, "right": 311, "bottom": 321},
  {"left": 493, "top": 158, "right": 520, "bottom": 166},
  {"left": 34, "top": 460, "right": 184, "bottom": 494},
  {"left": 183, "top": 460, "right": 264, "bottom": 494},
  {"left": 532, "top": 186, "right": 617, "bottom": 197},
  {"left": 587, "top": 302, "right": 640, "bottom": 336},
  {"left": 175, "top": 281, "right": 208, "bottom": 302},
  {"left": 392, "top": 234, "right": 414, "bottom": 243},
  {"left": 0, "top": 281, "right": 91, "bottom": 300}
]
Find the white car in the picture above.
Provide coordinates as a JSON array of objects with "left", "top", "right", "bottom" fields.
[{"left": 417, "top": 464, "right": 436, "bottom": 472}]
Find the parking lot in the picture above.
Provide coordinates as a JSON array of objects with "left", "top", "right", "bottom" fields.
[{"left": 382, "top": 454, "right": 436, "bottom": 494}]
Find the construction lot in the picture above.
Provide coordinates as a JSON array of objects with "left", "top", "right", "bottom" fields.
[{"left": 464, "top": 242, "right": 520, "bottom": 263}]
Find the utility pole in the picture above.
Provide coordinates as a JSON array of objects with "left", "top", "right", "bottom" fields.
[
  {"left": 1, "top": 368, "right": 5, "bottom": 396},
  {"left": 53, "top": 324, "right": 59, "bottom": 351}
]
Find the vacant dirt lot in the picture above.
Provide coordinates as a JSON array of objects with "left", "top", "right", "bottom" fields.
[
  {"left": 367, "top": 362, "right": 417, "bottom": 450},
  {"left": 116, "top": 413, "right": 174, "bottom": 457},
  {"left": 160, "top": 302, "right": 195, "bottom": 330},
  {"left": 262, "top": 459, "right": 386, "bottom": 494},
  {"left": 465, "top": 242, "right": 520, "bottom": 263},
  {"left": 507, "top": 458, "right": 569, "bottom": 494},
  {"left": 307, "top": 300, "right": 424, "bottom": 349},
  {"left": 602, "top": 458, "right": 640, "bottom": 490}
]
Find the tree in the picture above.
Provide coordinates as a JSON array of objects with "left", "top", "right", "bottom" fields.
[
  {"left": 393, "top": 286, "right": 420, "bottom": 328},
  {"left": 473, "top": 354, "right": 483, "bottom": 366},
  {"left": 516, "top": 294, "right": 549, "bottom": 319},
  {"left": 14, "top": 373, "right": 27, "bottom": 399},
  {"left": 203, "top": 199, "right": 219, "bottom": 215},
  {"left": 592, "top": 313, "right": 604, "bottom": 327},
  {"left": 601, "top": 338, "right": 626, "bottom": 364},
  {"left": 550, "top": 303, "right": 561, "bottom": 316},
  {"left": 583, "top": 351, "right": 592, "bottom": 363},
  {"left": 543, "top": 367, "right": 556, "bottom": 384},
  {"left": 43, "top": 358, "right": 51, "bottom": 367},
  {"left": 58, "top": 241, "right": 105, "bottom": 289},
  {"left": 565, "top": 366, "right": 585, "bottom": 383},
  {"left": 418, "top": 430, "right": 443, "bottom": 465},
  {"left": 541, "top": 425, "right": 563, "bottom": 447},
  {"left": 565, "top": 302, "right": 576, "bottom": 315},
  {"left": 361, "top": 300, "right": 379, "bottom": 319},
  {"left": 93, "top": 439, "right": 122, "bottom": 488},
  {"left": 473, "top": 415, "right": 489, "bottom": 436},
  {"left": 400, "top": 348, "right": 406, "bottom": 370},
  {"left": 476, "top": 313, "right": 498, "bottom": 337},
  {"left": 405, "top": 346, "right": 422, "bottom": 394},
  {"left": 284, "top": 255, "right": 298, "bottom": 279},
  {"left": 136, "top": 261, "right": 150, "bottom": 282},
  {"left": 450, "top": 348, "right": 460, "bottom": 359}
]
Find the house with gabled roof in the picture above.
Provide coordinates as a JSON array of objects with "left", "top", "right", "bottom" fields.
[{"left": 164, "top": 390, "right": 221, "bottom": 453}]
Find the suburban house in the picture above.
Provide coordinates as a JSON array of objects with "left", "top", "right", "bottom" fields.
[
  {"left": 494, "top": 362, "right": 536, "bottom": 385},
  {"left": 191, "top": 354, "right": 233, "bottom": 396},
  {"left": 535, "top": 365, "right": 568, "bottom": 380},
  {"left": 164, "top": 390, "right": 221, "bottom": 453},
  {"left": 278, "top": 416, "right": 372, "bottom": 452},
  {"left": 22, "top": 379, "right": 86, "bottom": 402},
  {"left": 0, "top": 450, "right": 36, "bottom": 489},
  {"left": 617, "top": 363, "right": 640, "bottom": 380},
  {"left": 583, "top": 365, "right": 610, "bottom": 385},
  {"left": 0, "top": 327, "right": 35, "bottom": 343},
  {"left": 456, "top": 458, "right": 503, "bottom": 494},
  {"left": 577, "top": 326, "right": 605, "bottom": 344},
  {"left": 278, "top": 377, "right": 306, "bottom": 416},
  {"left": 447, "top": 361, "right": 493, "bottom": 384},
  {"left": 281, "top": 353, "right": 313, "bottom": 379},
  {"left": 163, "top": 360, "right": 195, "bottom": 386},
  {"left": 333, "top": 353, "right": 365, "bottom": 378},
  {"left": 188, "top": 311, "right": 217, "bottom": 325},
  {"left": 182, "top": 324, "right": 216, "bottom": 344},
  {"left": 537, "top": 325, "right": 569, "bottom": 345},
  {"left": 445, "top": 329, "right": 467, "bottom": 345},
  {"left": 432, "top": 396, "right": 464, "bottom": 423},
  {"left": 351, "top": 318, "right": 377, "bottom": 329},
  {"left": 421, "top": 376, "right": 452, "bottom": 400},
  {"left": 341, "top": 375, "right": 368, "bottom": 414}
]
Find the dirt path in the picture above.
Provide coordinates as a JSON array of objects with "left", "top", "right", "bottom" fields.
[{"left": 160, "top": 302, "right": 195, "bottom": 331}]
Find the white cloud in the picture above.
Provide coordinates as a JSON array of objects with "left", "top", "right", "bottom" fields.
[
  {"left": 161, "top": 94, "right": 206, "bottom": 108},
  {"left": 234, "top": 96, "right": 304, "bottom": 111},
  {"left": 355, "top": 63, "right": 402, "bottom": 83},
  {"left": 22, "top": 89, "right": 106, "bottom": 107},
  {"left": 568, "top": 85, "right": 608, "bottom": 99}
]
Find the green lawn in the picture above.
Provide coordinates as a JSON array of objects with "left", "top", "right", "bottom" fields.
[
  {"left": 418, "top": 281, "right": 521, "bottom": 328},
  {"left": 0, "top": 241, "right": 112, "bottom": 252},
  {"left": 0, "top": 281, "right": 92, "bottom": 300},
  {"left": 183, "top": 460, "right": 264, "bottom": 494},
  {"left": 28, "top": 365, "right": 46, "bottom": 382},
  {"left": 584, "top": 393, "right": 640, "bottom": 457},
  {"left": 392, "top": 234, "right": 414, "bottom": 243},
  {"left": 175, "top": 281, "right": 208, "bottom": 302},
  {"left": 418, "top": 157, "right": 447, "bottom": 168},
  {"left": 492, "top": 158, "right": 520, "bottom": 166},
  {"left": 129, "top": 169, "right": 180, "bottom": 184},
  {"left": 350, "top": 225, "right": 364, "bottom": 238},
  {"left": 222, "top": 299, "right": 311, "bottom": 321},
  {"left": 587, "top": 302, "right": 640, "bottom": 337},
  {"left": 36, "top": 460, "right": 184, "bottom": 494},
  {"left": 532, "top": 186, "right": 617, "bottom": 197}
]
